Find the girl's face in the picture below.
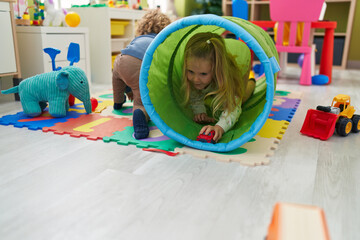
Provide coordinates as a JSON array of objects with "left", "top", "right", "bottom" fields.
[{"left": 186, "top": 57, "right": 213, "bottom": 90}]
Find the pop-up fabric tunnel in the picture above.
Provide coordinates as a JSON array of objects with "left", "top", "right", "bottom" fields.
[{"left": 140, "top": 15, "right": 280, "bottom": 152}]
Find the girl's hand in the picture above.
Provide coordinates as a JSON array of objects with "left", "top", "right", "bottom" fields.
[
  {"left": 200, "top": 125, "right": 224, "bottom": 142},
  {"left": 193, "top": 113, "right": 215, "bottom": 124}
]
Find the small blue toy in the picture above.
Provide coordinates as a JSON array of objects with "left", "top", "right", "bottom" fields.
[
  {"left": 67, "top": 42, "right": 80, "bottom": 66},
  {"left": 44, "top": 47, "right": 61, "bottom": 71},
  {"left": 232, "top": 0, "right": 248, "bottom": 20},
  {"left": 312, "top": 74, "right": 329, "bottom": 85},
  {"left": 253, "top": 63, "right": 264, "bottom": 76},
  {"left": 44, "top": 42, "right": 80, "bottom": 70}
]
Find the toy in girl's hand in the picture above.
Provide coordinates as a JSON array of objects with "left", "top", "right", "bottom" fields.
[{"left": 196, "top": 130, "right": 216, "bottom": 144}]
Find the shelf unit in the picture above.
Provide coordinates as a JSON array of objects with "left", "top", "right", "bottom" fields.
[
  {"left": 16, "top": 26, "right": 91, "bottom": 83},
  {"left": 0, "top": 0, "right": 21, "bottom": 83},
  {"left": 70, "top": 7, "right": 145, "bottom": 84},
  {"left": 222, "top": 0, "right": 357, "bottom": 68},
  {"left": 0, "top": 0, "right": 22, "bottom": 102}
]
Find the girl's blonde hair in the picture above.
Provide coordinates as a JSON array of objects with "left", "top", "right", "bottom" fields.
[
  {"left": 182, "top": 32, "right": 246, "bottom": 118},
  {"left": 136, "top": 9, "right": 171, "bottom": 36}
]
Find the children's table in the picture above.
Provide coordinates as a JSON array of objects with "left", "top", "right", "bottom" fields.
[{"left": 251, "top": 20, "right": 337, "bottom": 84}]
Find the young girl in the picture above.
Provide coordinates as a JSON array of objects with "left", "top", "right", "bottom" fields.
[
  {"left": 182, "top": 32, "right": 255, "bottom": 142},
  {"left": 112, "top": 9, "right": 171, "bottom": 139}
]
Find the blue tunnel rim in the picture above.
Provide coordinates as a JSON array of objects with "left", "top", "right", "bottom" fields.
[{"left": 140, "top": 14, "right": 277, "bottom": 152}]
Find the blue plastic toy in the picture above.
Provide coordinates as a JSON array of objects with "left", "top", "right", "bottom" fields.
[
  {"left": 43, "top": 42, "right": 80, "bottom": 70},
  {"left": 312, "top": 74, "right": 329, "bottom": 85},
  {"left": 253, "top": 63, "right": 265, "bottom": 76},
  {"left": 67, "top": 42, "right": 80, "bottom": 66},
  {"left": 43, "top": 48, "right": 61, "bottom": 71},
  {"left": 232, "top": 0, "right": 248, "bottom": 20}
]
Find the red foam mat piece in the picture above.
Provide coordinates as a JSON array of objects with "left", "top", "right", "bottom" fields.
[{"left": 43, "top": 114, "right": 132, "bottom": 140}]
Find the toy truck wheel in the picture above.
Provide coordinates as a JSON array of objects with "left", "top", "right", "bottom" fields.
[
  {"left": 351, "top": 114, "right": 360, "bottom": 133},
  {"left": 336, "top": 117, "right": 352, "bottom": 136}
]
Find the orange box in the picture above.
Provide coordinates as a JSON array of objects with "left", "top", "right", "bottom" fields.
[{"left": 267, "top": 202, "right": 330, "bottom": 240}]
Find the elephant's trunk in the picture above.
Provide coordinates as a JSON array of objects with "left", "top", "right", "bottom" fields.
[
  {"left": 83, "top": 99, "right": 92, "bottom": 114},
  {"left": 64, "top": 66, "right": 92, "bottom": 114},
  {"left": 73, "top": 92, "right": 92, "bottom": 114}
]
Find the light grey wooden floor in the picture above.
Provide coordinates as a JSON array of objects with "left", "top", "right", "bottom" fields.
[{"left": 1, "top": 67, "right": 360, "bottom": 240}]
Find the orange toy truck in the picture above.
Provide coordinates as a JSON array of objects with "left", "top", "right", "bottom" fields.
[{"left": 300, "top": 94, "right": 360, "bottom": 140}]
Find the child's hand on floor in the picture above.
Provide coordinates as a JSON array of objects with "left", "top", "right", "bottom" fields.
[
  {"left": 194, "top": 113, "right": 215, "bottom": 124},
  {"left": 200, "top": 125, "right": 224, "bottom": 142}
]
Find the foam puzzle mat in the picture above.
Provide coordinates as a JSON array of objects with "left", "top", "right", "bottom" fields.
[{"left": 0, "top": 90, "right": 302, "bottom": 166}]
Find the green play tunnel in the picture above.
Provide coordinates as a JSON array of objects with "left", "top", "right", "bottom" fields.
[{"left": 140, "top": 15, "right": 280, "bottom": 152}]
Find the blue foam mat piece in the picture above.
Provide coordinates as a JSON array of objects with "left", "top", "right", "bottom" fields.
[
  {"left": 0, "top": 111, "right": 82, "bottom": 130},
  {"left": 269, "top": 107, "right": 297, "bottom": 122}
]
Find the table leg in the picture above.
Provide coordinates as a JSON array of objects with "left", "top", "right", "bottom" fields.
[{"left": 319, "top": 28, "right": 334, "bottom": 84}]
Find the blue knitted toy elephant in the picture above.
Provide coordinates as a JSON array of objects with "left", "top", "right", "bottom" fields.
[{"left": 1, "top": 66, "right": 92, "bottom": 117}]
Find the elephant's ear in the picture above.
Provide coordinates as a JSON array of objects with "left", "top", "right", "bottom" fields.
[{"left": 56, "top": 71, "right": 69, "bottom": 90}]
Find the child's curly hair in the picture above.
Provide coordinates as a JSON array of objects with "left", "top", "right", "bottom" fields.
[{"left": 135, "top": 9, "right": 171, "bottom": 36}]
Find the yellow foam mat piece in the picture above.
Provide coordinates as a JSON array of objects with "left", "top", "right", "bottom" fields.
[
  {"left": 74, "top": 97, "right": 114, "bottom": 113},
  {"left": 257, "top": 119, "right": 290, "bottom": 139},
  {"left": 95, "top": 100, "right": 113, "bottom": 113}
]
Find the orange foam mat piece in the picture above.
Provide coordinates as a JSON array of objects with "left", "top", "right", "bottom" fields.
[{"left": 42, "top": 114, "right": 132, "bottom": 140}]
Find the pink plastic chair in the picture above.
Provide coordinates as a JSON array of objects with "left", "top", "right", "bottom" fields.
[{"left": 270, "top": 0, "right": 324, "bottom": 85}]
